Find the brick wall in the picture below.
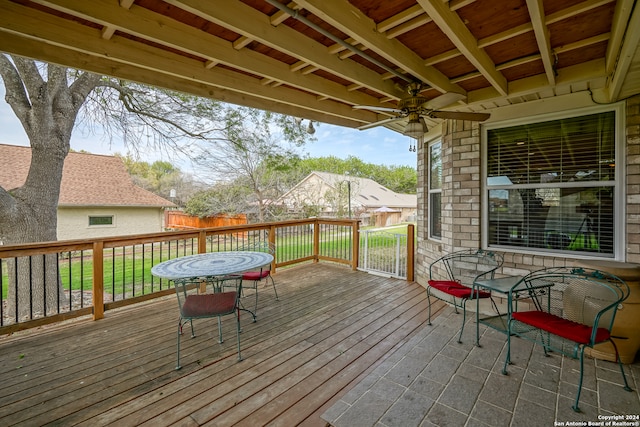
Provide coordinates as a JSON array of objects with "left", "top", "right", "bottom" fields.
[{"left": 627, "top": 95, "right": 640, "bottom": 264}]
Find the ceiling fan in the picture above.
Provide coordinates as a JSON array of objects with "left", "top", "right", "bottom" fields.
[{"left": 353, "top": 82, "right": 491, "bottom": 138}]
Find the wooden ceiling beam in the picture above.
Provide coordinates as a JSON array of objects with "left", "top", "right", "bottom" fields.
[
  {"left": 417, "top": 0, "right": 508, "bottom": 96},
  {"left": 0, "top": 3, "right": 377, "bottom": 125},
  {"left": 525, "top": 0, "right": 556, "bottom": 85},
  {"left": 546, "top": 0, "right": 615, "bottom": 25},
  {"left": 423, "top": 0, "right": 613, "bottom": 70},
  {"left": 605, "top": 0, "right": 634, "bottom": 76},
  {"left": 376, "top": 5, "right": 425, "bottom": 33},
  {"left": 0, "top": 32, "right": 364, "bottom": 128},
  {"left": 29, "top": 0, "right": 384, "bottom": 108},
  {"left": 383, "top": 0, "right": 475, "bottom": 39},
  {"left": 101, "top": 0, "right": 134, "bottom": 41},
  {"left": 164, "top": 0, "right": 404, "bottom": 101},
  {"left": 295, "top": 0, "right": 465, "bottom": 95},
  {"left": 605, "top": 0, "right": 640, "bottom": 101},
  {"left": 467, "top": 58, "right": 607, "bottom": 107},
  {"left": 449, "top": 33, "right": 610, "bottom": 86}
]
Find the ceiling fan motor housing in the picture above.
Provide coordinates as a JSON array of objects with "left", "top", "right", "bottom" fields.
[{"left": 399, "top": 95, "right": 429, "bottom": 112}]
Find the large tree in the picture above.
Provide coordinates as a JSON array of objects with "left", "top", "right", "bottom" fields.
[
  {"left": 0, "top": 56, "right": 305, "bottom": 319},
  {"left": 191, "top": 107, "right": 313, "bottom": 222},
  {"left": 0, "top": 57, "right": 103, "bottom": 319}
]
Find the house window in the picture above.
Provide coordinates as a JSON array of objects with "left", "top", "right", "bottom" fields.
[
  {"left": 429, "top": 141, "right": 442, "bottom": 239},
  {"left": 88, "top": 215, "right": 114, "bottom": 226},
  {"left": 484, "top": 107, "right": 620, "bottom": 257}
]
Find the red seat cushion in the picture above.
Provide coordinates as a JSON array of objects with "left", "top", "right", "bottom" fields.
[
  {"left": 182, "top": 292, "right": 237, "bottom": 317},
  {"left": 428, "top": 280, "right": 491, "bottom": 299},
  {"left": 242, "top": 270, "right": 270, "bottom": 281},
  {"left": 511, "top": 311, "right": 610, "bottom": 344}
]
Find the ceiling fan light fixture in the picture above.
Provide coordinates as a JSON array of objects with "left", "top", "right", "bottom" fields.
[{"left": 404, "top": 116, "right": 427, "bottom": 138}]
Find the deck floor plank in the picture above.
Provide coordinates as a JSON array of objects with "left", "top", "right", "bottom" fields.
[
  {"left": 79, "top": 269, "right": 400, "bottom": 425},
  {"left": 0, "top": 263, "right": 433, "bottom": 426}
]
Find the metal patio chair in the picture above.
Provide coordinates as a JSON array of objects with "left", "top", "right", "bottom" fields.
[
  {"left": 174, "top": 277, "right": 243, "bottom": 370},
  {"left": 427, "top": 249, "right": 502, "bottom": 343},
  {"left": 504, "top": 267, "right": 632, "bottom": 412},
  {"left": 221, "top": 241, "right": 278, "bottom": 321}
]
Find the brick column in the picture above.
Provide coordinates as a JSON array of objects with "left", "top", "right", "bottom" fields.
[
  {"left": 627, "top": 95, "right": 640, "bottom": 263},
  {"left": 415, "top": 119, "right": 483, "bottom": 285},
  {"left": 445, "top": 119, "right": 482, "bottom": 251}
]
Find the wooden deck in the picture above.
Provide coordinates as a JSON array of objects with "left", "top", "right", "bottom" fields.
[{"left": 0, "top": 263, "right": 442, "bottom": 426}]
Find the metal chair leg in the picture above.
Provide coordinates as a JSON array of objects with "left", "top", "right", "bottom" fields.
[
  {"left": 176, "top": 320, "right": 182, "bottom": 370},
  {"left": 426, "top": 289, "right": 433, "bottom": 326},
  {"left": 254, "top": 280, "right": 259, "bottom": 320},
  {"left": 457, "top": 299, "right": 467, "bottom": 343},
  {"left": 572, "top": 347, "right": 587, "bottom": 412},
  {"left": 269, "top": 275, "right": 279, "bottom": 301},
  {"left": 217, "top": 316, "right": 224, "bottom": 343},
  {"left": 236, "top": 308, "right": 242, "bottom": 361}
]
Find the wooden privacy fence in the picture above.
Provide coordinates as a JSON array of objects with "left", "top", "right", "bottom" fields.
[{"left": 164, "top": 211, "right": 247, "bottom": 230}]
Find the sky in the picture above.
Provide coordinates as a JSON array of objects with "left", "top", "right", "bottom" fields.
[{"left": 0, "top": 88, "right": 418, "bottom": 173}]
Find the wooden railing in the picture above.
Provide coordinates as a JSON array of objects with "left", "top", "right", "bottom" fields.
[{"left": 0, "top": 218, "right": 360, "bottom": 335}]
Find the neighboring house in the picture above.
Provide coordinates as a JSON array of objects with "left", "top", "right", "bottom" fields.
[
  {"left": 278, "top": 171, "right": 416, "bottom": 225},
  {"left": 0, "top": 144, "right": 174, "bottom": 240}
]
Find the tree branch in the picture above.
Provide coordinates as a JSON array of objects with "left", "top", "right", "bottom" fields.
[
  {"left": 97, "top": 80, "right": 214, "bottom": 140},
  {"left": 12, "top": 56, "right": 44, "bottom": 103},
  {"left": 0, "top": 54, "right": 31, "bottom": 120}
]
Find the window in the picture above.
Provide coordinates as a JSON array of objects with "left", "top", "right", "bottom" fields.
[
  {"left": 484, "top": 107, "right": 620, "bottom": 257},
  {"left": 429, "top": 141, "right": 442, "bottom": 239},
  {"left": 89, "top": 216, "right": 114, "bottom": 226}
]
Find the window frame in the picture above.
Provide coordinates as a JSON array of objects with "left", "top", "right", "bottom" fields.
[
  {"left": 428, "top": 140, "right": 442, "bottom": 241},
  {"left": 481, "top": 103, "right": 625, "bottom": 259},
  {"left": 88, "top": 215, "right": 115, "bottom": 227}
]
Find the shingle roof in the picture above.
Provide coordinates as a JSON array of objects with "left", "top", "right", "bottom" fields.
[
  {"left": 0, "top": 144, "right": 174, "bottom": 207},
  {"left": 288, "top": 171, "right": 416, "bottom": 209}
]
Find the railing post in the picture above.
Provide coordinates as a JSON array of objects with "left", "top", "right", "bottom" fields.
[
  {"left": 92, "top": 240, "right": 104, "bottom": 320},
  {"left": 351, "top": 220, "right": 359, "bottom": 271},
  {"left": 406, "top": 224, "right": 415, "bottom": 282},
  {"left": 198, "top": 230, "right": 207, "bottom": 254},
  {"left": 269, "top": 224, "right": 277, "bottom": 273}
]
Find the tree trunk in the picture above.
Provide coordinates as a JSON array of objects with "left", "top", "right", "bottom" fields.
[{"left": 0, "top": 57, "right": 100, "bottom": 320}]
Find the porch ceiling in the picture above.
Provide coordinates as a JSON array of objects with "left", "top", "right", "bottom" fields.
[{"left": 0, "top": 0, "right": 639, "bottom": 133}]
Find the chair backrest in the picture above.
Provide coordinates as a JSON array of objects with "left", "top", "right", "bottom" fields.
[
  {"left": 174, "top": 277, "right": 242, "bottom": 317},
  {"left": 522, "top": 267, "right": 629, "bottom": 330},
  {"left": 429, "top": 249, "right": 503, "bottom": 287},
  {"left": 174, "top": 278, "right": 199, "bottom": 315},
  {"left": 236, "top": 241, "right": 274, "bottom": 272}
]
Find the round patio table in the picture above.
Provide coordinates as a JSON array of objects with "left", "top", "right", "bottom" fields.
[
  {"left": 151, "top": 251, "right": 273, "bottom": 281},
  {"left": 152, "top": 251, "right": 274, "bottom": 322}
]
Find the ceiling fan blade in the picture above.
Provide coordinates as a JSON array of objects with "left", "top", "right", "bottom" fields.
[
  {"left": 357, "top": 116, "right": 405, "bottom": 131},
  {"left": 422, "top": 92, "right": 466, "bottom": 109},
  {"left": 353, "top": 105, "right": 402, "bottom": 113},
  {"left": 429, "top": 111, "right": 491, "bottom": 121}
]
